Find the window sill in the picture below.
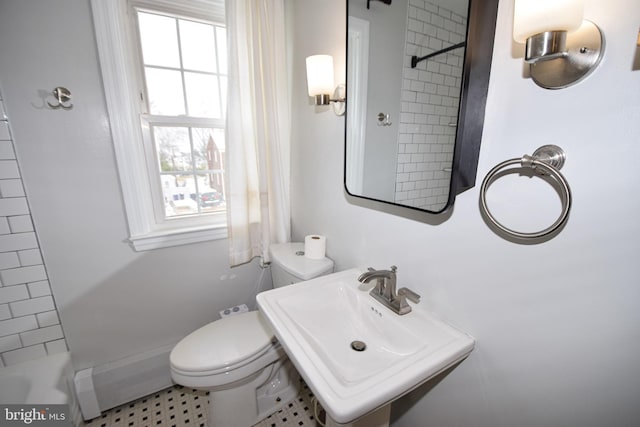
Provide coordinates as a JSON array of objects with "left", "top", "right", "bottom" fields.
[{"left": 129, "top": 224, "right": 228, "bottom": 251}]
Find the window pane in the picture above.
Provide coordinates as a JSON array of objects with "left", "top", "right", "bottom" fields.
[
  {"left": 192, "top": 128, "right": 225, "bottom": 169},
  {"left": 145, "top": 68, "right": 185, "bottom": 115},
  {"left": 153, "top": 127, "right": 192, "bottom": 172},
  {"left": 192, "top": 128, "right": 225, "bottom": 207},
  {"left": 193, "top": 174, "right": 225, "bottom": 213},
  {"left": 179, "top": 19, "right": 217, "bottom": 72},
  {"left": 216, "top": 27, "right": 227, "bottom": 74},
  {"left": 138, "top": 12, "right": 180, "bottom": 68},
  {"left": 161, "top": 174, "right": 199, "bottom": 217},
  {"left": 185, "top": 72, "right": 220, "bottom": 118}
]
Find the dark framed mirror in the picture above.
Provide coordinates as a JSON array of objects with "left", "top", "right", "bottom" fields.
[{"left": 345, "top": 0, "right": 499, "bottom": 215}]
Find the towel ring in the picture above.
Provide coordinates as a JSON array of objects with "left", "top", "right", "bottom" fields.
[{"left": 479, "top": 145, "right": 572, "bottom": 240}]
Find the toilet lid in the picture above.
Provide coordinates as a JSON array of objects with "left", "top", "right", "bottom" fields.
[
  {"left": 170, "top": 311, "right": 275, "bottom": 373},
  {"left": 270, "top": 242, "right": 334, "bottom": 280}
]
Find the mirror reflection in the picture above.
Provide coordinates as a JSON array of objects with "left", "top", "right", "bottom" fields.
[{"left": 346, "top": 0, "right": 470, "bottom": 213}]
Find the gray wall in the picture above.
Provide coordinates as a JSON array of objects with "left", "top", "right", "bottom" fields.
[
  {"left": 290, "top": 0, "right": 640, "bottom": 426},
  {"left": 0, "top": 0, "right": 265, "bottom": 372}
]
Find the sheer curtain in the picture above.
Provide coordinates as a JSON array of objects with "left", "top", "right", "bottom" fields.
[{"left": 226, "top": 0, "right": 291, "bottom": 266}]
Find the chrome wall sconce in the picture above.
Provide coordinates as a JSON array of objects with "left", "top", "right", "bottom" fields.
[
  {"left": 305, "top": 55, "right": 346, "bottom": 116},
  {"left": 514, "top": 0, "right": 604, "bottom": 89}
]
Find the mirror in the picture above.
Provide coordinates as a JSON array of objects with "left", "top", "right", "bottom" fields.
[{"left": 345, "top": 0, "right": 498, "bottom": 214}]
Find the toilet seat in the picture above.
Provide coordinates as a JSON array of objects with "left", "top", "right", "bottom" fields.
[{"left": 170, "top": 311, "right": 282, "bottom": 387}]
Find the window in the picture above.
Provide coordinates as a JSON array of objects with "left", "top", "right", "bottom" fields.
[
  {"left": 91, "top": 0, "right": 227, "bottom": 251},
  {"left": 135, "top": 10, "right": 227, "bottom": 221}
]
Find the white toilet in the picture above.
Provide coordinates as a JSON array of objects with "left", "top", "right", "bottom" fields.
[{"left": 170, "top": 242, "right": 333, "bottom": 427}]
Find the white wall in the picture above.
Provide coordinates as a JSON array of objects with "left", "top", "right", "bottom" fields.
[
  {"left": 290, "top": 0, "right": 640, "bottom": 426},
  {"left": 0, "top": 0, "right": 265, "bottom": 372}
]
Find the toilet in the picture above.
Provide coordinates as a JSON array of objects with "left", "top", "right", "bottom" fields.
[{"left": 170, "top": 242, "right": 334, "bottom": 427}]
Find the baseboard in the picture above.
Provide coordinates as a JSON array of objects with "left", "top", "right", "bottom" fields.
[{"left": 74, "top": 344, "right": 175, "bottom": 420}]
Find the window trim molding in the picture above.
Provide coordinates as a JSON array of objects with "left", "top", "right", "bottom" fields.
[{"left": 91, "top": 0, "right": 228, "bottom": 251}]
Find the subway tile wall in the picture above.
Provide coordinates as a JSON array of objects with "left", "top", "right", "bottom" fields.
[
  {"left": 395, "top": 0, "right": 467, "bottom": 210},
  {"left": 0, "top": 89, "right": 68, "bottom": 367}
]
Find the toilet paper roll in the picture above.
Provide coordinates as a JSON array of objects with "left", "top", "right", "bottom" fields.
[{"left": 304, "top": 235, "right": 326, "bottom": 260}]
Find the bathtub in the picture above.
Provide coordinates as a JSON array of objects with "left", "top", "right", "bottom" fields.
[{"left": 0, "top": 352, "right": 82, "bottom": 426}]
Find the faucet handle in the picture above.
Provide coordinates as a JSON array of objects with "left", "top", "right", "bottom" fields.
[{"left": 397, "top": 287, "right": 420, "bottom": 304}]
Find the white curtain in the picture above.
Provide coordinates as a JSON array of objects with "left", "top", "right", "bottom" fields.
[{"left": 226, "top": 0, "right": 291, "bottom": 266}]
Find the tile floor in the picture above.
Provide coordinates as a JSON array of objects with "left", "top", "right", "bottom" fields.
[{"left": 82, "top": 383, "right": 323, "bottom": 427}]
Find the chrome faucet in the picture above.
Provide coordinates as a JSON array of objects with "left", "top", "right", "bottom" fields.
[{"left": 358, "top": 266, "right": 420, "bottom": 315}]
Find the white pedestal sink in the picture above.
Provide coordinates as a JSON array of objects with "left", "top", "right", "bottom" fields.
[
  {"left": 326, "top": 405, "right": 390, "bottom": 427},
  {"left": 257, "top": 268, "right": 475, "bottom": 425}
]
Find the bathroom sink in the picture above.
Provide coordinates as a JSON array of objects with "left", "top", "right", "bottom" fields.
[{"left": 256, "top": 268, "right": 475, "bottom": 424}]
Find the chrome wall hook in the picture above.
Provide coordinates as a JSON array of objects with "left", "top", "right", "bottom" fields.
[
  {"left": 47, "top": 87, "right": 73, "bottom": 110},
  {"left": 377, "top": 112, "right": 392, "bottom": 126}
]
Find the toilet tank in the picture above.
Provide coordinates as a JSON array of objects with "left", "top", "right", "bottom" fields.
[{"left": 269, "top": 242, "right": 334, "bottom": 288}]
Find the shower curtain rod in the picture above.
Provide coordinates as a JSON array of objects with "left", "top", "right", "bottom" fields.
[
  {"left": 367, "top": 0, "right": 392, "bottom": 9},
  {"left": 411, "top": 42, "right": 466, "bottom": 68}
]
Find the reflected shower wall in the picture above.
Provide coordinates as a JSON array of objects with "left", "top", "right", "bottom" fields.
[{"left": 394, "top": 1, "right": 467, "bottom": 210}]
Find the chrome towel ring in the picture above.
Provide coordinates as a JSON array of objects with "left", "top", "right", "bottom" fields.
[{"left": 479, "top": 145, "right": 572, "bottom": 240}]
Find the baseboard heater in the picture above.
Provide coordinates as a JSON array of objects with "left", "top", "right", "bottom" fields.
[{"left": 74, "top": 344, "right": 175, "bottom": 420}]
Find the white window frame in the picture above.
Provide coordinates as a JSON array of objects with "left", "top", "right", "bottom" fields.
[{"left": 91, "top": 0, "right": 227, "bottom": 251}]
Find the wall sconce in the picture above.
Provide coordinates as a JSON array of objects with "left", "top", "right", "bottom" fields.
[
  {"left": 305, "top": 54, "right": 346, "bottom": 115},
  {"left": 513, "top": 0, "right": 604, "bottom": 89}
]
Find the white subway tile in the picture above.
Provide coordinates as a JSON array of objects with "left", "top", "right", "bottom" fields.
[
  {"left": 0, "top": 334, "right": 21, "bottom": 353},
  {"left": 0, "top": 160, "right": 20, "bottom": 179},
  {"left": 0, "top": 179, "right": 25, "bottom": 198},
  {"left": 0, "top": 304, "right": 10, "bottom": 321},
  {"left": 0, "top": 252, "right": 20, "bottom": 269},
  {"left": 0, "top": 122, "right": 9, "bottom": 140},
  {"left": 0, "top": 141, "right": 15, "bottom": 160},
  {"left": 8, "top": 215, "right": 33, "bottom": 233},
  {"left": 0, "top": 232, "right": 37, "bottom": 253},
  {"left": 0, "top": 315, "right": 37, "bottom": 337},
  {"left": 431, "top": 14, "right": 444, "bottom": 28},
  {"left": 9, "top": 295, "right": 54, "bottom": 317},
  {"left": 18, "top": 249, "right": 42, "bottom": 266},
  {"left": 28, "top": 280, "right": 51, "bottom": 298},
  {"left": 0, "top": 198, "right": 29, "bottom": 216},
  {"left": 0, "top": 217, "right": 10, "bottom": 235},
  {"left": 0, "top": 284, "right": 28, "bottom": 304},
  {"left": 45, "top": 339, "right": 67, "bottom": 355},
  {"left": 2, "top": 344, "right": 46, "bottom": 366},
  {"left": 0, "top": 265, "right": 47, "bottom": 286},
  {"left": 36, "top": 310, "right": 60, "bottom": 327},
  {"left": 20, "top": 324, "right": 63, "bottom": 346}
]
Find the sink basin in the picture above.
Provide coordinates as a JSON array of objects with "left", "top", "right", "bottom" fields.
[{"left": 256, "top": 268, "right": 475, "bottom": 424}]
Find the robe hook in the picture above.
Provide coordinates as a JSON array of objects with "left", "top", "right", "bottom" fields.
[{"left": 47, "top": 87, "right": 73, "bottom": 110}]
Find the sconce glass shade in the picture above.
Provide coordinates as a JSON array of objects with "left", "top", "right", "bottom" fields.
[
  {"left": 513, "top": 0, "right": 584, "bottom": 43},
  {"left": 512, "top": 0, "right": 602, "bottom": 89},
  {"left": 306, "top": 55, "right": 335, "bottom": 99}
]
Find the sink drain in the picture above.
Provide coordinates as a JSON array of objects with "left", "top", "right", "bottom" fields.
[{"left": 350, "top": 340, "right": 366, "bottom": 352}]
